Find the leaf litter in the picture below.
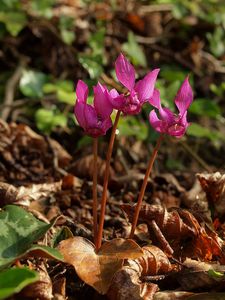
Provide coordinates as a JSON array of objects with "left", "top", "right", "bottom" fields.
[{"left": 0, "top": 120, "right": 225, "bottom": 299}]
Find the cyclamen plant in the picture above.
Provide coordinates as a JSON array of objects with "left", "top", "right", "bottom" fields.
[{"left": 74, "top": 53, "right": 194, "bottom": 251}]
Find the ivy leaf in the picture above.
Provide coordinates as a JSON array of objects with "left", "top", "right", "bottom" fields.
[
  {"left": 0, "top": 205, "right": 59, "bottom": 269},
  {"left": 0, "top": 11, "right": 27, "bottom": 36},
  {"left": 20, "top": 70, "right": 48, "bottom": 98},
  {"left": 35, "top": 108, "right": 67, "bottom": 134},
  {"left": 122, "top": 31, "right": 147, "bottom": 67},
  {"left": 0, "top": 267, "right": 39, "bottom": 300}
]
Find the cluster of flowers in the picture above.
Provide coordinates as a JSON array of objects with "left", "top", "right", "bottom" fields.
[{"left": 74, "top": 53, "right": 193, "bottom": 138}]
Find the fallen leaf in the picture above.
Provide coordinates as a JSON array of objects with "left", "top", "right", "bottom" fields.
[
  {"left": 58, "top": 236, "right": 143, "bottom": 294},
  {"left": 108, "top": 245, "right": 171, "bottom": 300}
]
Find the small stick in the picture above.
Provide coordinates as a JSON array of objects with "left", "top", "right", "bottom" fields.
[
  {"left": 150, "top": 220, "right": 174, "bottom": 256},
  {"left": 96, "top": 110, "right": 121, "bottom": 251},
  {"left": 93, "top": 137, "right": 98, "bottom": 246},
  {"left": 129, "top": 134, "right": 163, "bottom": 239}
]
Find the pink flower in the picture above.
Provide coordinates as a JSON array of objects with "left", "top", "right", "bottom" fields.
[
  {"left": 111, "top": 53, "right": 159, "bottom": 115},
  {"left": 149, "top": 77, "right": 193, "bottom": 138},
  {"left": 74, "top": 80, "right": 113, "bottom": 138}
]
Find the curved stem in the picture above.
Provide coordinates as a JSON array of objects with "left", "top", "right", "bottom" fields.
[
  {"left": 129, "top": 134, "right": 163, "bottom": 239},
  {"left": 93, "top": 137, "right": 98, "bottom": 246},
  {"left": 96, "top": 110, "right": 121, "bottom": 251}
]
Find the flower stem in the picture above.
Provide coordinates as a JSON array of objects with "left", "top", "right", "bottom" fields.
[
  {"left": 129, "top": 134, "right": 163, "bottom": 239},
  {"left": 93, "top": 137, "right": 98, "bottom": 246},
  {"left": 96, "top": 110, "right": 121, "bottom": 251}
]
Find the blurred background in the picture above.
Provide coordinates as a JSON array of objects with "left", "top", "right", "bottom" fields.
[{"left": 0, "top": 0, "right": 224, "bottom": 174}]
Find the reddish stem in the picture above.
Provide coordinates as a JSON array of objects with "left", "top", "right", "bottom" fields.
[
  {"left": 96, "top": 110, "right": 121, "bottom": 251},
  {"left": 129, "top": 134, "right": 163, "bottom": 239},
  {"left": 93, "top": 137, "right": 98, "bottom": 246}
]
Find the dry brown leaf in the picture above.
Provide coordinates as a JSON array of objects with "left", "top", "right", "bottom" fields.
[
  {"left": 0, "top": 121, "right": 71, "bottom": 184},
  {"left": 108, "top": 245, "right": 171, "bottom": 300},
  {"left": 69, "top": 154, "right": 115, "bottom": 184},
  {"left": 177, "top": 258, "right": 225, "bottom": 290},
  {"left": 153, "top": 291, "right": 194, "bottom": 300},
  {"left": 0, "top": 181, "right": 62, "bottom": 207},
  {"left": 58, "top": 237, "right": 143, "bottom": 294},
  {"left": 122, "top": 204, "right": 224, "bottom": 261},
  {"left": 197, "top": 172, "right": 225, "bottom": 217},
  {"left": 19, "top": 262, "right": 53, "bottom": 300}
]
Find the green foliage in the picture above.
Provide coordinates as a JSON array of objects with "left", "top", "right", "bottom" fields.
[
  {"left": 30, "top": 0, "right": 55, "bottom": 18},
  {"left": 118, "top": 116, "right": 148, "bottom": 140},
  {"left": 35, "top": 108, "right": 67, "bottom": 134},
  {"left": 19, "top": 70, "right": 48, "bottom": 99},
  {"left": 189, "top": 98, "right": 221, "bottom": 118},
  {"left": 59, "top": 15, "right": 76, "bottom": 45},
  {"left": 0, "top": 267, "right": 39, "bottom": 300},
  {"left": 207, "top": 27, "right": 225, "bottom": 57},
  {"left": 187, "top": 123, "right": 223, "bottom": 142},
  {"left": 43, "top": 79, "right": 75, "bottom": 105},
  {"left": 0, "top": 205, "right": 62, "bottom": 270},
  {"left": 78, "top": 27, "right": 106, "bottom": 78},
  {"left": 0, "top": 11, "right": 27, "bottom": 36},
  {"left": 122, "top": 31, "right": 147, "bottom": 67}
]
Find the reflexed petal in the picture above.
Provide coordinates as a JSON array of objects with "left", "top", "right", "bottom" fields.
[
  {"left": 115, "top": 53, "right": 135, "bottom": 91},
  {"left": 109, "top": 94, "right": 126, "bottom": 110},
  {"left": 76, "top": 80, "right": 88, "bottom": 103},
  {"left": 174, "top": 77, "right": 193, "bottom": 115},
  {"left": 93, "top": 82, "right": 113, "bottom": 118},
  {"left": 149, "top": 110, "right": 164, "bottom": 133},
  {"left": 159, "top": 107, "right": 174, "bottom": 125},
  {"left": 148, "top": 89, "right": 161, "bottom": 109},
  {"left": 135, "top": 69, "right": 160, "bottom": 103}
]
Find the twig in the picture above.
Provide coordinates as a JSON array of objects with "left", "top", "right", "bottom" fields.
[{"left": 1, "top": 59, "right": 27, "bottom": 121}]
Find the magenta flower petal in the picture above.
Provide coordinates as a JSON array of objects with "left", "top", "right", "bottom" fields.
[
  {"left": 174, "top": 77, "right": 193, "bottom": 116},
  {"left": 149, "top": 89, "right": 161, "bottom": 109},
  {"left": 109, "top": 94, "right": 126, "bottom": 110},
  {"left": 74, "top": 101, "right": 98, "bottom": 131},
  {"left": 109, "top": 88, "right": 120, "bottom": 99},
  {"left": 115, "top": 53, "right": 135, "bottom": 91},
  {"left": 93, "top": 82, "right": 113, "bottom": 119},
  {"left": 76, "top": 80, "right": 88, "bottom": 103},
  {"left": 135, "top": 69, "right": 160, "bottom": 103},
  {"left": 74, "top": 101, "right": 87, "bottom": 129},
  {"left": 149, "top": 110, "right": 164, "bottom": 133},
  {"left": 159, "top": 107, "right": 174, "bottom": 124}
]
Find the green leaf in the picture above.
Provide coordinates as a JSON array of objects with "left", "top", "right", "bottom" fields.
[
  {"left": 118, "top": 116, "right": 148, "bottom": 140},
  {"left": 0, "top": 205, "right": 54, "bottom": 269},
  {"left": 0, "top": 267, "right": 39, "bottom": 300},
  {"left": 59, "top": 16, "right": 75, "bottom": 45},
  {"left": 57, "top": 89, "right": 74, "bottom": 105},
  {"left": 78, "top": 54, "right": 103, "bottom": 79},
  {"left": 187, "top": 123, "right": 223, "bottom": 141},
  {"left": 122, "top": 31, "right": 147, "bottom": 67},
  {"left": 30, "top": 0, "right": 55, "bottom": 18},
  {"left": 0, "top": 11, "right": 27, "bottom": 36},
  {"left": 27, "top": 245, "right": 63, "bottom": 261},
  {"left": 35, "top": 108, "right": 67, "bottom": 134},
  {"left": 19, "top": 70, "right": 48, "bottom": 98},
  {"left": 52, "top": 226, "right": 73, "bottom": 248},
  {"left": 208, "top": 269, "right": 224, "bottom": 280},
  {"left": 189, "top": 98, "right": 221, "bottom": 118}
]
